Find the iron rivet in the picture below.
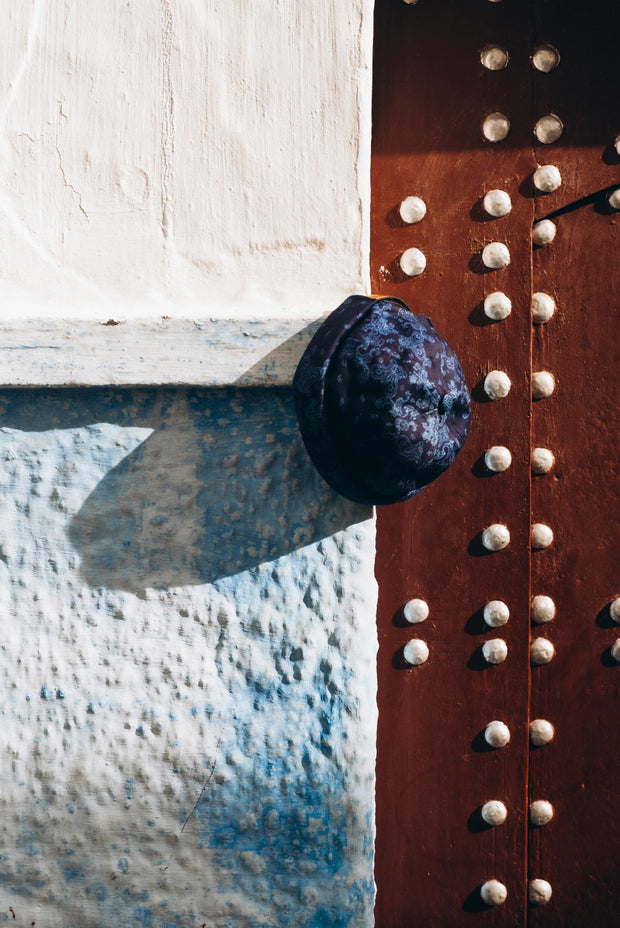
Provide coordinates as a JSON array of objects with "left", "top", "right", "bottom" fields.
[
  {"left": 481, "top": 800, "right": 508, "bottom": 826},
  {"left": 531, "top": 292, "right": 556, "bottom": 324},
  {"left": 531, "top": 523, "right": 554, "bottom": 549},
  {"left": 608, "top": 188, "right": 620, "bottom": 210},
  {"left": 483, "top": 189, "right": 512, "bottom": 217},
  {"left": 532, "top": 219, "right": 556, "bottom": 246},
  {"left": 484, "top": 292, "right": 512, "bottom": 321},
  {"left": 529, "top": 800, "right": 554, "bottom": 826},
  {"left": 610, "top": 597, "right": 620, "bottom": 624},
  {"left": 531, "top": 595, "right": 556, "bottom": 624},
  {"left": 533, "top": 164, "right": 562, "bottom": 193},
  {"left": 480, "top": 45, "right": 509, "bottom": 71},
  {"left": 529, "top": 879, "right": 553, "bottom": 906},
  {"left": 481, "top": 880, "right": 507, "bottom": 906},
  {"left": 530, "top": 718, "right": 555, "bottom": 746},
  {"left": 403, "top": 639, "right": 429, "bottom": 666},
  {"left": 399, "top": 247, "right": 426, "bottom": 277},
  {"left": 484, "top": 720, "right": 511, "bottom": 748},
  {"left": 531, "top": 447, "right": 555, "bottom": 474},
  {"left": 482, "top": 524, "right": 510, "bottom": 552},
  {"left": 611, "top": 639, "right": 620, "bottom": 663},
  {"left": 484, "top": 600, "right": 510, "bottom": 627},
  {"left": 482, "top": 242, "right": 510, "bottom": 269},
  {"left": 403, "top": 598, "right": 429, "bottom": 624},
  {"left": 531, "top": 637, "right": 555, "bottom": 665},
  {"left": 484, "top": 370, "right": 511, "bottom": 399},
  {"left": 532, "top": 45, "right": 560, "bottom": 73},
  {"left": 485, "top": 445, "right": 512, "bottom": 472},
  {"left": 482, "top": 638, "right": 508, "bottom": 664},
  {"left": 534, "top": 114, "right": 563, "bottom": 144},
  {"left": 532, "top": 371, "right": 555, "bottom": 399},
  {"left": 483, "top": 113, "right": 510, "bottom": 142},
  {"left": 399, "top": 196, "right": 426, "bottom": 224}
]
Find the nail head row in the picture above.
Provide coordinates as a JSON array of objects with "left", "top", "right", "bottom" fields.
[
  {"left": 482, "top": 112, "right": 563, "bottom": 144},
  {"left": 481, "top": 44, "right": 560, "bottom": 73},
  {"left": 403, "top": 593, "right": 618, "bottom": 628},
  {"left": 480, "top": 879, "right": 552, "bottom": 908},
  {"left": 480, "top": 798, "right": 555, "bottom": 828},
  {"left": 479, "top": 523, "right": 554, "bottom": 551},
  {"left": 483, "top": 371, "right": 556, "bottom": 400},
  {"left": 484, "top": 719, "right": 555, "bottom": 749}
]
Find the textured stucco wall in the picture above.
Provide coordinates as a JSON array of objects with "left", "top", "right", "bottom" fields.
[
  {"left": 0, "top": 388, "right": 377, "bottom": 927},
  {"left": 0, "top": 2, "right": 378, "bottom": 923}
]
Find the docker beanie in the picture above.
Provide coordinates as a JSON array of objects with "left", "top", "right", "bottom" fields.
[{"left": 293, "top": 295, "right": 471, "bottom": 505}]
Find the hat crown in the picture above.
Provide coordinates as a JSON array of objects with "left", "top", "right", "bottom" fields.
[{"left": 294, "top": 297, "right": 470, "bottom": 505}]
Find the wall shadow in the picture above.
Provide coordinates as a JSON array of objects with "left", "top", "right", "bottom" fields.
[{"left": 0, "top": 387, "right": 369, "bottom": 593}]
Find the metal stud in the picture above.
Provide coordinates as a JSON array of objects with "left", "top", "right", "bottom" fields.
[
  {"left": 481, "top": 880, "right": 507, "bottom": 907},
  {"left": 400, "top": 247, "right": 426, "bottom": 277},
  {"left": 532, "top": 219, "right": 556, "bottom": 246},
  {"left": 529, "top": 800, "right": 554, "bottom": 826},
  {"left": 485, "top": 720, "right": 511, "bottom": 748},
  {"left": 531, "top": 595, "right": 556, "bottom": 624},
  {"left": 611, "top": 639, "right": 620, "bottom": 663},
  {"left": 482, "top": 524, "right": 511, "bottom": 552},
  {"left": 528, "top": 879, "right": 553, "bottom": 906},
  {"left": 399, "top": 196, "right": 427, "bottom": 224},
  {"left": 484, "top": 292, "right": 512, "bottom": 321},
  {"left": 483, "top": 113, "right": 510, "bottom": 143},
  {"left": 532, "top": 45, "right": 560, "bottom": 73},
  {"left": 483, "top": 189, "right": 512, "bottom": 217},
  {"left": 483, "top": 638, "right": 508, "bottom": 664},
  {"left": 533, "top": 164, "right": 562, "bottom": 193},
  {"left": 482, "top": 242, "right": 511, "bottom": 269},
  {"left": 531, "top": 637, "right": 555, "bottom": 665},
  {"left": 484, "top": 370, "right": 511, "bottom": 399},
  {"left": 532, "top": 371, "right": 555, "bottom": 399},
  {"left": 531, "top": 292, "right": 556, "bottom": 324},
  {"left": 403, "top": 639, "right": 429, "bottom": 666},
  {"left": 485, "top": 446, "right": 512, "bottom": 472},
  {"left": 480, "top": 45, "right": 509, "bottom": 72},
  {"left": 531, "top": 447, "right": 555, "bottom": 474},
  {"left": 608, "top": 188, "right": 620, "bottom": 211},
  {"left": 610, "top": 597, "right": 620, "bottom": 624},
  {"left": 531, "top": 523, "right": 554, "bottom": 549},
  {"left": 534, "top": 114, "right": 564, "bottom": 144},
  {"left": 484, "top": 600, "right": 510, "bottom": 628},
  {"left": 481, "top": 800, "right": 508, "bottom": 826},
  {"left": 403, "top": 598, "right": 429, "bottom": 624},
  {"left": 530, "top": 718, "right": 555, "bottom": 746}
]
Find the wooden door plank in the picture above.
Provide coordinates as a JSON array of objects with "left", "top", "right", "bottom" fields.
[
  {"left": 528, "top": 4, "right": 620, "bottom": 923},
  {"left": 372, "top": 2, "right": 535, "bottom": 924}
]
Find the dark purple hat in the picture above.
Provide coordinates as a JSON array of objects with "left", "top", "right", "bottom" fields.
[{"left": 293, "top": 295, "right": 471, "bottom": 505}]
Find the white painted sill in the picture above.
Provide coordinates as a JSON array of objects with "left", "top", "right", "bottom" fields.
[{"left": 0, "top": 311, "right": 330, "bottom": 388}]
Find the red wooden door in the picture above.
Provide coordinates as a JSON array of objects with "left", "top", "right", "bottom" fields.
[{"left": 371, "top": 2, "right": 620, "bottom": 925}]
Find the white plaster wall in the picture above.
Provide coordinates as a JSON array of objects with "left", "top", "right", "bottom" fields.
[
  {"left": 0, "top": 0, "right": 372, "bottom": 324},
  {"left": 0, "top": 4, "right": 378, "bottom": 925}
]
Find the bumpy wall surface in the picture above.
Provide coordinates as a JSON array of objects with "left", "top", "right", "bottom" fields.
[
  {"left": 0, "top": 1, "right": 377, "bottom": 923},
  {"left": 0, "top": 387, "right": 377, "bottom": 926}
]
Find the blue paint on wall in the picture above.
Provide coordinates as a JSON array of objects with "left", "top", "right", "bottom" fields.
[{"left": 0, "top": 387, "right": 376, "bottom": 927}]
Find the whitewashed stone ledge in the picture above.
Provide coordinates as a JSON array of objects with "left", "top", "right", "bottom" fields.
[{"left": 0, "top": 314, "right": 332, "bottom": 387}]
